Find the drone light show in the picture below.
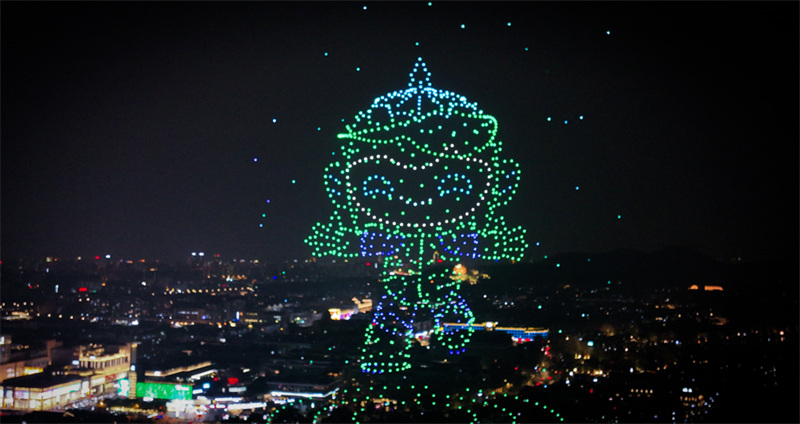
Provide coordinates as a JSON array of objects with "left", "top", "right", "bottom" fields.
[{"left": 306, "top": 58, "right": 528, "bottom": 374}]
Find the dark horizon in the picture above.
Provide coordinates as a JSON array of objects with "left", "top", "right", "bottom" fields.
[{"left": 2, "top": 2, "right": 798, "bottom": 264}]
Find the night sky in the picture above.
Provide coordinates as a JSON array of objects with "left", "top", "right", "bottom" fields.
[{"left": 2, "top": 2, "right": 797, "bottom": 263}]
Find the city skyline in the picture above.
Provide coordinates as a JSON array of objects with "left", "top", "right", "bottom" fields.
[{"left": 2, "top": 2, "right": 798, "bottom": 263}]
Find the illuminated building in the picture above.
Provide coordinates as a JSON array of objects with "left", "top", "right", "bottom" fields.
[
  {"left": 143, "top": 361, "right": 214, "bottom": 381},
  {"left": 128, "top": 342, "right": 138, "bottom": 401},
  {"left": 170, "top": 307, "right": 215, "bottom": 327},
  {"left": 283, "top": 310, "right": 323, "bottom": 328},
  {"left": 262, "top": 375, "right": 343, "bottom": 404},
  {"left": 629, "top": 387, "right": 654, "bottom": 398},
  {"left": 77, "top": 344, "right": 131, "bottom": 370},
  {"left": 442, "top": 322, "right": 548, "bottom": 343},
  {"left": 67, "top": 343, "right": 134, "bottom": 399},
  {"left": 688, "top": 284, "right": 724, "bottom": 291},
  {"left": 1, "top": 373, "right": 86, "bottom": 410},
  {"left": 679, "top": 387, "right": 708, "bottom": 420},
  {"left": 0, "top": 337, "right": 59, "bottom": 382},
  {"left": 328, "top": 307, "right": 347, "bottom": 321},
  {"left": 0, "top": 342, "right": 134, "bottom": 410},
  {"left": 135, "top": 381, "right": 193, "bottom": 400},
  {"left": 328, "top": 298, "right": 373, "bottom": 320},
  {"left": 268, "top": 388, "right": 339, "bottom": 402},
  {"left": 134, "top": 360, "right": 214, "bottom": 400},
  {"left": 449, "top": 264, "right": 489, "bottom": 285},
  {"left": 353, "top": 298, "right": 372, "bottom": 313}
]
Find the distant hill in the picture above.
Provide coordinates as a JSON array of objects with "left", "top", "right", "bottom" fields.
[{"left": 472, "top": 246, "right": 796, "bottom": 294}]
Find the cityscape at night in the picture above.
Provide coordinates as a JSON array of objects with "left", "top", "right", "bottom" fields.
[{"left": 1, "top": 2, "right": 798, "bottom": 423}]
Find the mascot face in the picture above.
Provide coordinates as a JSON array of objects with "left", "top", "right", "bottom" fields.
[
  {"left": 306, "top": 58, "right": 526, "bottom": 263},
  {"left": 345, "top": 153, "right": 490, "bottom": 227},
  {"left": 330, "top": 83, "right": 505, "bottom": 230}
]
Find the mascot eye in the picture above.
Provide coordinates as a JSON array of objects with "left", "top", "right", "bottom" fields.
[
  {"left": 362, "top": 174, "right": 394, "bottom": 199},
  {"left": 437, "top": 174, "right": 473, "bottom": 197}
]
